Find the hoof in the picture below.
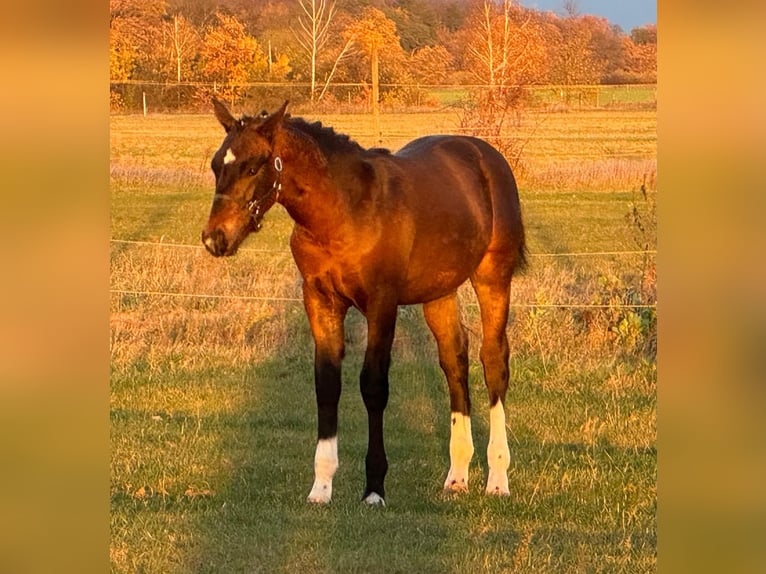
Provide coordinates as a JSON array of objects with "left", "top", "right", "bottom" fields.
[
  {"left": 363, "top": 492, "right": 386, "bottom": 506},
  {"left": 443, "top": 478, "right": 469, "bottom": 494},
  {"left": 307, "top": 483, "right": 332, "bottom": 504},
  {"left": 485, "top": 485, "right": 510, "bottom": 496},
  {"left": 486, "top": 469, "right": 509, "bottom": 496}
]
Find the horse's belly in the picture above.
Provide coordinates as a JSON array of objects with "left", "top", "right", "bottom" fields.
[
  {"left": 399, "top": 246, "right": 484, "bottom": 304},
  {"left": 398, "top": 273, "right": 469, "bottom": 305}
]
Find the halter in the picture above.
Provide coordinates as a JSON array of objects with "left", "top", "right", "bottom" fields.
[{"left": 247, "top": 156, "right": 283, "bottom": 230}]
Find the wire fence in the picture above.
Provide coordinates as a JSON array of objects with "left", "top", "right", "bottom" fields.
[
  {"left": 109, "top": 238, "right": 656, "bottom": 258},
  {"left": 109, "top": 238, "right": 656, "bottom": 310},
  {"left": 110, "top": 81, "right": 657, "bottom": 114}
]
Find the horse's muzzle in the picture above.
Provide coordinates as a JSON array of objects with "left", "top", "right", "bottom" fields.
[{"left": 201, "top": 228, "right": 230, "bottom": 257}]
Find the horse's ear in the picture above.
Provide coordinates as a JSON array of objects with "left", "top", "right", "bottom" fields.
[
  {"left": 257, "top": 100, "right": 289, "bottom": 140},
  {"left": 212, "top": 98, "right": 237, "bottom": 133}
]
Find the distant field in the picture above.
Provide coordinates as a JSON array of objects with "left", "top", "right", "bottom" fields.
[
  {"left": 427, "top": 84, "right": 657, "bottom": 109},
  {"left": 110, "top": 108, "right": 656, "bottom": 573},
  {"left": 110, "top": 106, "right": 656, "bottom": 188}
]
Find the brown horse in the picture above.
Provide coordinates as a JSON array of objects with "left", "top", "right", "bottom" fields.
[{"left": 202, "top": 100, "right": 526, "bottom": 506}]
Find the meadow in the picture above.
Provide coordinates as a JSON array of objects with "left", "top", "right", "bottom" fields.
[{"left": 110, "top": 106, "right": 656, "bottom": 572}]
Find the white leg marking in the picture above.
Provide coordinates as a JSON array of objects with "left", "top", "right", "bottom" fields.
[
  {"left": 486, "top": 402, "right": 511, "bottom": 495},
  {"left": 443, "top": 412, "right": 474, "bottom": 492},
  {"left": 363, "top": 492, "right": 386, "bottom": 506},
  {"left": 223, "top": 148, "right": 236, "bottom": 164},
  {"left": 307, "top": 437, "right": 338, "bottom": 504}
]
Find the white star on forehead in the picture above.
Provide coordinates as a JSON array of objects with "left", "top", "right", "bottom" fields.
[{"left": 224, "top": 148, "right": 236, "bottom": 164}]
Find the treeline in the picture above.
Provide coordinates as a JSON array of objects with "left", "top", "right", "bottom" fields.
[{"left": 110, "top": 0, "right": 657, "bottom": 110}]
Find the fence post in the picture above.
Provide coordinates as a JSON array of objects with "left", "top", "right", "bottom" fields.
[
  {"left": 371, "top": 43, "right": 381, "bottom": 145},
  {"left": 142, "top": 92, "right": 147, "bottom": 117}
]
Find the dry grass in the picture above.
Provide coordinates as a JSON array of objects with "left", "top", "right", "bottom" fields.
[
  {"left": 110, "top": 108, "right": 656, "bottom": 193},
  {"left": 110, "top": 243, "right": 301, "bottom": 370}
]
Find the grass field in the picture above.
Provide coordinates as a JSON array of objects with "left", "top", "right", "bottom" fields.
[
  {"left": 110, "top": 108, "right": 656, "bottom": 572},
  {"left": 427, "top": 84, "right": 657, "bottom": 109}
]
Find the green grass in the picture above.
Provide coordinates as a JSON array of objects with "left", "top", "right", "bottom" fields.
[
  {"left": 111, "top": 306, "right": 656, "bottom": 572},
  {"left": 110, "top": 109, "right": 656, "bottom": 572}
]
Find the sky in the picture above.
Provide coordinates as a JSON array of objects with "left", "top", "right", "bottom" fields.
[{"left": 519, "top": 0, "right": 657, "bottom": 32}]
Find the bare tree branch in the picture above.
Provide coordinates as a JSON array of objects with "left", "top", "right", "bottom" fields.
[
  {"left": 317, "top": 37, "right": 353, "bottom": 102},
  {"left": 292, "top": 0, "right": 337, "bottom": 102}
]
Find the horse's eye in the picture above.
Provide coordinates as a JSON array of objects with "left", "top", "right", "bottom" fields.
[{"left": 247, "top": 159, "right": 266, "bottom": 176}]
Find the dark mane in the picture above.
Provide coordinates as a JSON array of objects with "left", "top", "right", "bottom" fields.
[
  {"left": 238, "top": 112, "right": 390, "bottom": 156},
  {"left": 288, "top": 117, "right": 371, "bottom": 156}
]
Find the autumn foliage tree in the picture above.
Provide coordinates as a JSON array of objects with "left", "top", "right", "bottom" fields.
[
  {"left": 465, "top": 0, "right": 548, "bottom": 89},
  {"left": 109, "top": 0, "right": 656, "bottom": 111},
  {"left": 343, "top": 8, "right": 404, "bottom": 104},
  {"left": 547, "top": 16, "right": 606, "bottom": 85},
  {"left": 198, "top": 13, "right": 269, "bottom": 103},
  {"left": 410, "top": 45, "right": 454, "bottom": 85},
  {"left": 624, "top": 25, "right": 657, "bottom": 83},
  {"left": 459, "top": 0, "right": 549, "bottom": 170},
  {"left": 109, "top": 0, "right": 166, "bottom": 81}
]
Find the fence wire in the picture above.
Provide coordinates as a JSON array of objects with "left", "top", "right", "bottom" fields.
[
  {"left": 110, "top": 238, "right": 656, "bottom": 309},
  {"left": 109, "top": 238, "right": 656, "bottom": 258}
]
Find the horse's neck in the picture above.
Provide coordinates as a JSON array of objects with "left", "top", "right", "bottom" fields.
[
  {"left": 281, "top": 162, "right": 349, "bottom": 245},
  {"left": 277, "top": 127, "right": 358, "bottom": 245}
]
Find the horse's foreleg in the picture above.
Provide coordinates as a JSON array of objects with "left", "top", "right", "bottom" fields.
[
  {"left": 360, "top": 303, "right": 397, "bottom": 506},
  {"left": 423, "top": 294, "right": 473, "bottom": 493},
  {"left": 303, "top": 286, "right": 348, "bottom": 504}
]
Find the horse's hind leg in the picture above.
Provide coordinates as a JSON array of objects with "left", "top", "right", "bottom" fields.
[
  {"left": 423, "top": 293, "right": 474, "bottom": 493},
  {"left": 471, "top": 254, "right": 514, "bottom": 496}
]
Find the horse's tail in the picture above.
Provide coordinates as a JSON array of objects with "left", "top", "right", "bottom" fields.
[{"left": 476, "top": 138, "right": 528, "bottom": 276}]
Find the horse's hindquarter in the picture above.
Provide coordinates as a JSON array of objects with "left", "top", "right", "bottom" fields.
[{"left": 392, "top": 137, "right": 503, "bottom": 303}]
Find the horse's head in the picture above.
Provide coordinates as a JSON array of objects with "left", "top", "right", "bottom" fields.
[{"left": 201, "top": 99, "right": 289, "bottom": 257}]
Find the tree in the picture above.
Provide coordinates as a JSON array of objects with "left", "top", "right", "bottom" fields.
[
  {"left": 110, "top": 24, "right": 136, "bottom": 82},
  {"left": 294, "top": 0, "right": 337, "bottom": 102},
  {"left": 631, "top": 24, "right": 657, "bottom": 46},
  {"left": 315, "top": 37, "right": 355, "bottom": 102},
  {"left": 388, "top": 0, "right": 438, "bottom": 51},
  {"left": 466, "top": 0, "right": 504, "bottom": 88},
  {"left": 343, "top": 7, "right": 402, "bottom": 138},
  {"left": 459, "top": 1, "right": 548, "bottom": 168},
  {"left": 161, "top": 13, "right": 200, "bottom": 82},
  {"left": 621, "top": 25, "right": 657, "bottom": 83},
  {"left": 109, "top": 0, "right": 166, "bottom": 81},
  {"left": 198, "top": 13, "right": 269, "bottom": 103},
  {"left": 465, "top": 0, "right": 548, "bottom": 88},
  {"left": 342, "top": 7, "right": 403, "bottom": 91},
  {"left": 547, "top": 16, "right": 606, "bottom": 85},
  {"left": 410, "top": 45, "right": 454, "bottom": 85},
  {"left": 579, "top": 16, "right": 626, "bottom": 84},
  {"left": 563, "top": 0, "right": 580, "bottom": 18}
]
